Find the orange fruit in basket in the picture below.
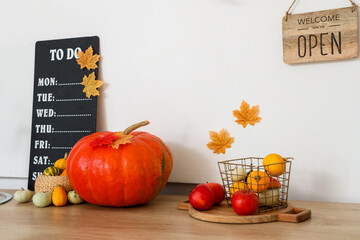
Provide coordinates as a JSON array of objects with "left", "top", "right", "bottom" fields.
[
  {"left": 246, "top": 170, "right": 270, "bottom": 192},
  {"left": 263, "top": 153, "right": 286, "bottom": 177},
  {"left": 229, "top": 181, "right": 249, "bottom": 197}
]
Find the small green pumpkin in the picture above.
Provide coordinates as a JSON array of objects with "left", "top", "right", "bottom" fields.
[
  {"left": 43, "top": 166, "right": 61, "bottom": 176},
  {"left": 67, "top": 190, "right": 84, "bottom": 204}
]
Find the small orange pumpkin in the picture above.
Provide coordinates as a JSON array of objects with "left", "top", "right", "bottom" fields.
[
  {"left": 54, "top": 153, "right": 67, "bottom": 172},
  {"left": 263, "top": 153, "right": 285, "bottom": 176},
  {"left": 247, "top": 170, "right": 270, "bottom": 192},
  {"left": 60, "top": 169, "right": 67, "bottom": 176},
  {"left": 229, "top": 181, "right": 249, "bottom": 197},
  {"left": 52, "top": 186, "right": 67, "bottom": 206}
]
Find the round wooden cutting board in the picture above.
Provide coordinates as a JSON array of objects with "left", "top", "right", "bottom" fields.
[{"left": 178, "top": 200, "right": 311, "bottom": 224}]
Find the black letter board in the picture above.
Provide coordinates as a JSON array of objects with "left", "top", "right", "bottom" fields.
[{"left": 28, "top": 36, "right": 100, "bottom": 190}]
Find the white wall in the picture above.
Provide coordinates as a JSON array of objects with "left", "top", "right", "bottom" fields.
[{"left": 1, "top": 0, "right": 359, "bottom": 203}]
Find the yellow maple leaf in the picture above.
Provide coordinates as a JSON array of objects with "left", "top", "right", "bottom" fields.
[
  {"left": 109, "top": 132, "right": 133, "bottom": 149},
  {"left": 81, "top": 72, "right": 103, "bottom": 98},
  {"left": 207, "top": 129, "right": 234, "bottom": 154},
  {"left": 233, "top": 100, "right": 262, "bottom": 128},
  {"left": 76, "top": 46, "right": 100, "bottom": 70}
]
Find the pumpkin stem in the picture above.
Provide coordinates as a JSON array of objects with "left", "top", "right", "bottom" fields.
[
  {"left": 64, "top": 152, "right": 68, "bottom": 160},
  {"left": 123, "top": 120, "right": 150, "bottom": 135}
]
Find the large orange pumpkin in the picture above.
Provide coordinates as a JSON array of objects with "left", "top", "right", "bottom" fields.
[{"left": 66, "top": 121, "right": 173, "bottom": 207}]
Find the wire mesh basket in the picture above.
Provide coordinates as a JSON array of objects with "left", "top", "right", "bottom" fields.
[{"left": 218, "top": 157, "right": 293, "bottom": 214}]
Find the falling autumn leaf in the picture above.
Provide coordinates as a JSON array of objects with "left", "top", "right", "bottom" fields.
[
  {"left": 109, "top": 132, "right": 133, "bottom": 149},
  {"left": 207, "top": 129, "right": 234, "bottom": 154},
  {"left": 233, "top": 100, "right": 261, "bottom": 128},
  {"left": 81, "top": 72, "right": 103, "bottom": 98},
  {"left": 76, "top": 46, "right": 100, "bottom": 70}
]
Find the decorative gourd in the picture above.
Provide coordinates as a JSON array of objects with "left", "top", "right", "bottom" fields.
[
  {"left": 230, "top": 167, "right": 247, "bottom": 182},
  {"left": 67, "top": 121, "right": 173, "bottom": 207},
  {"left": 268, "top": 176, "right": 281, "bottom": 189},
  {"left": 52, "top": 186, "right": 67, "bottom": 206},
  {"left": 263, "top": 153, "right": 286, "bottom": 176},
  {"left": 13, "top": 188, "right": 33, "bottom": 203},
  {"left": 229, "top": 181, "right": 249, "bottom": 197},
  {"left": 43, "top": 166, "right": 61, "bottom": 176},
  {"left": 54, "top": 153, "right": 67, "bottom": 171},
  {"left": 67, "top": 190, "right": 84, "bottom": 204},
  {"left": 32, "top": 192, "right": 52, "bottom": 208},
  {"left": 246, "top": 170, "right": 270, "bottom": 192},
  {"left": 60, "top": 169, "right": 67, "bottom": 176},
  {"left": 258, "top": 188, "right": 280, "bottom": 206}
]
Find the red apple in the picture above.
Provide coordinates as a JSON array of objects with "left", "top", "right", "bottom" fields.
[
  {"left": 189, "top": 184, "right": 215, "bottom": 211},
  {"left": 206, "top": 182, "right": 225, "bottom": 205},
  {"left": 231, "top": 190, "right": 259, "bottom": 215}
]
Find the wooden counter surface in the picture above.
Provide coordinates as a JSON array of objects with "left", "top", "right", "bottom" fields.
[{"left": 1, "top": 189, "right": 359, "bottom": 239}]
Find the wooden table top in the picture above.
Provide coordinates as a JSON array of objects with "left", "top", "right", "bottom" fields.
[{"left": 1, "top": 189, "right": 359, "bottom": 239}]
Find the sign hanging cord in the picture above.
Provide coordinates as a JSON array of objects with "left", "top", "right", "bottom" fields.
[
  {"left": 285, "top": 0, "right": 297, "bottom": 21},
  {"left": 285, "top": 0, "right": 358, "bottom": 21},
  {"left": 350, "top": 0, "right": 359, "bottom": 12},
  {"left": 285, "top": 0, "right": 296, "bottom": 21}
]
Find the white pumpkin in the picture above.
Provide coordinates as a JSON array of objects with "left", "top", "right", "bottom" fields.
[
  {"left": 258, "top": 188, "right": 280, "bottom": 206},
  {"left": 230, "top": 167, "right": 247, "bottom": 182},
  {"left": 32, "top": 192, "right": 52, "bottom": 208},
  {"left": 13, "top": 188, "right": 33, "bottom": 203}
]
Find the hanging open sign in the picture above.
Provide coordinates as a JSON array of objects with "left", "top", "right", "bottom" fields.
[{"left": 282, "top": 3, "right": 358, "bottom": 64}]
